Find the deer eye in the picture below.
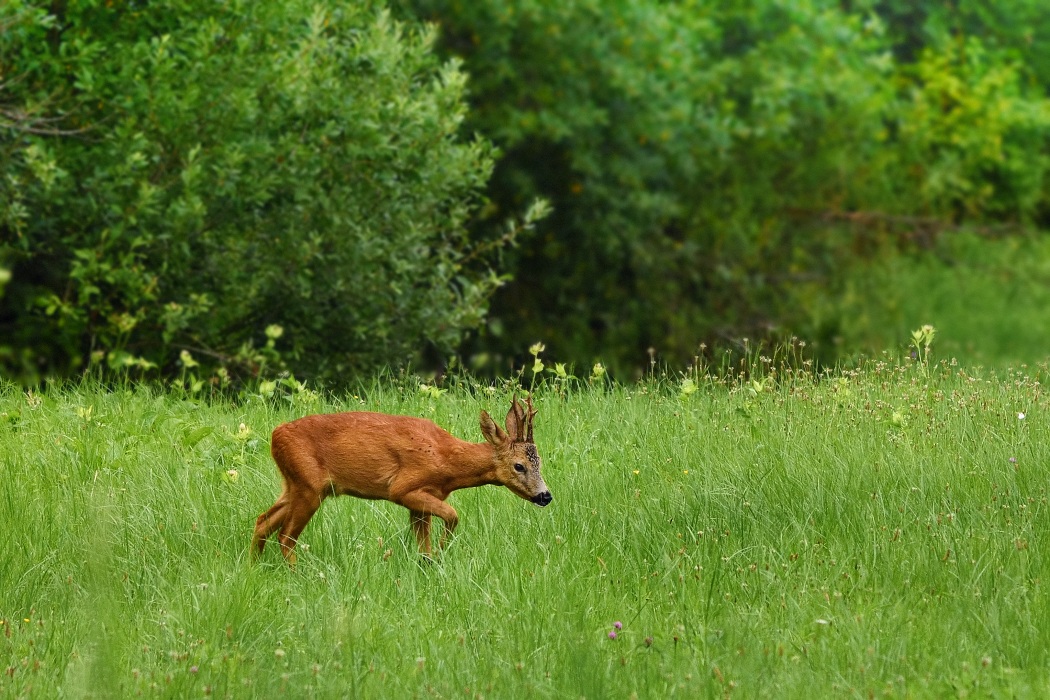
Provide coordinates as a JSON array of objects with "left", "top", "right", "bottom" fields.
[{"left": 514, "top": 463, "right": 527, "bottom": 473}]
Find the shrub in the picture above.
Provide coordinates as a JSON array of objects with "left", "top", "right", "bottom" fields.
[{"left": 0, "top": 0, "right": 504, "bottom": 385}]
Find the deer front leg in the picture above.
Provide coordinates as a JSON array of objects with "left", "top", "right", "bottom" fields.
[
  {"left": 399, "top": 491, "right": 458, "bottom": 554},
  {"left": 409, "top": 509, "right": 432, "bottom": 556}
]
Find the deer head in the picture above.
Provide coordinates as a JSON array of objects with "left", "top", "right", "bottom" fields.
[{"left": 480, "top": 395, "right": 551, "bottom": 506}]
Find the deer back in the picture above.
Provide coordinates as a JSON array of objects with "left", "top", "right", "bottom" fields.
[{"left": 270, "top": 411, "right": 475, "bottom": 500}]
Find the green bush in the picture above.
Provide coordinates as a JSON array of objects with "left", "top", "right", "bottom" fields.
[
  {"left": 395, "top": 0, "right": 693, "bottom": 369},
  {"left": 0, "top": 0, "right": 505, "bottom": 385},
  {"left": 893, "top": 36, "right": 1050, "bottom": 222},
  {"left": 399, "top": 0, "right": 895, "bottom": 370}
]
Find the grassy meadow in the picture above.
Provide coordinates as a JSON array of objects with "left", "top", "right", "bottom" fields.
[{"left": 2, "top": 353, "right": 1049, "bottom": 698}]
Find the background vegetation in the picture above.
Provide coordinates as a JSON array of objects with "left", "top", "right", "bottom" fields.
[
  {"left": 4, "top": 0, "right": 1050, "bottom": 384},
  {"left": 398, "top": 0, "right": 1050, "bottom": 373},
  {"left": 2, "top": 355, "right": 1048, "bottom": 696}
]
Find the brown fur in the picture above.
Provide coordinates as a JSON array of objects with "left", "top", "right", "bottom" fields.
[{"left": 252, "top": 396, "right": 550, "bottom": 563}]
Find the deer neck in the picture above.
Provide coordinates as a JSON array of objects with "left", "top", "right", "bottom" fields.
[{"left": 444, "top": 440, "right": 501, "bottom": 492}]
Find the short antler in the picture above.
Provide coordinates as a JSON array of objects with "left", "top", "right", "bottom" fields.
[{"left": 524, "top": 394, "right": 537, "bottom": 443}]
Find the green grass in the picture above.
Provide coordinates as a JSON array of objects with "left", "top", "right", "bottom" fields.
[{"left": 2, "top": 357, "right": 1049, "bottom": 698}]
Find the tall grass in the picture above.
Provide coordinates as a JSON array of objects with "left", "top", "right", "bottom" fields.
[{"left": 2, "top": 355, "right": 1049, "bottom": 697}]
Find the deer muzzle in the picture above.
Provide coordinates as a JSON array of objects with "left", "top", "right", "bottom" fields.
[{"left": 531, "top": 490, "right": 553, "bottom": 507}]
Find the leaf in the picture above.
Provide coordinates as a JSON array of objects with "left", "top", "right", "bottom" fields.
[{"left": 183, "top": 426, "right": 214, "bottom": 449}]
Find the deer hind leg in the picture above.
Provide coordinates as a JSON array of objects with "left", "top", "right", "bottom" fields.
[
  {"left": 252, "top": 489, "right": 291, "bottom": 558},
  {"left": 275, "top": 488, "right": 322, "bottom": 566},
  {"left": 399, "top": 492, "right": 458, "bottom": 553}
]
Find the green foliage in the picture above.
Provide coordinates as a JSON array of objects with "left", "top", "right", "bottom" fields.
[
  {"left": 3, "top": 361, "right": 1050, "bottom": 695},
  {"left": 0, "top": 1, "right": 507, "bottom": 385},
  {"left": 870, "top": 0, "right": 1050, "bottom": 86},
  {"left": 399, "top": 0, "right": 1050, "bottom": 374},
  {"left": 894, "top": 37, "right": 1050, "bottom": 220},
  {"left": 399, "top": 0, "right": 725, "bottom": 369},
  {"left": 5, "top": 0, "right": 1049, "bottom": 383},
  {"left": 804, "top": 232, "right": 1050, "bottom": 367}
]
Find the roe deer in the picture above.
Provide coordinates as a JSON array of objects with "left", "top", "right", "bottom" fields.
[{"left": 252, "top": 395, "right": 551, "bottom": 563}]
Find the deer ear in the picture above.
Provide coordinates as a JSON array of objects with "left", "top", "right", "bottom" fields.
[
  {"left": 480, "top": 410, "right": 507, "bottom": 446},
  {"left": 505, "top": 397, "right": 526, "bottom": 442}
]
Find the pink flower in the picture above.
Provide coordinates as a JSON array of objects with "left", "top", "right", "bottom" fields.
[
  {"left": 608, "top": 631, "right": 618, "bottom": 640},
  {"left": 613, "top": 621, "right": 623, "bottom": 630}
]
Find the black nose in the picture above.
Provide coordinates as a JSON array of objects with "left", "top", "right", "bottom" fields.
[{"left": 532, "top": 491, "right": 552, "bottom": 507}]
